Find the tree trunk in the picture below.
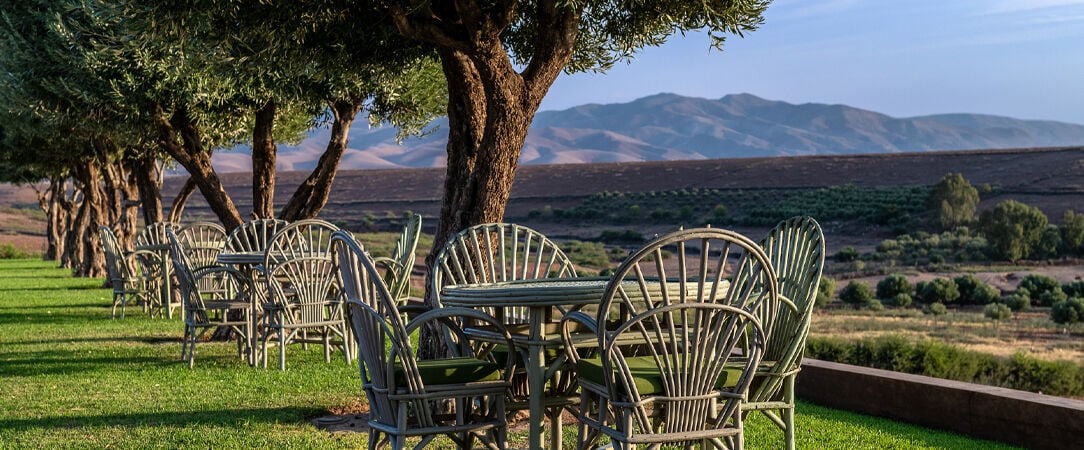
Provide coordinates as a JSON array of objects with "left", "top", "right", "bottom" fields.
[
  {"left": 38, "top": 179, "right": 67, "bottom": 261},
  {"left": 251, "top": 100, "right": 277, "bottom": 219},
  {"left": 152, "top": 102, "right": 244, "bottom": 231},
  {"left": 169, "top": 176, "right": 198, "bottom": 223},
  {"left": 68, "top": 161, "right": 107, "bottom": 278},
  {"left": 279, "top": 98, "right": 363, "bottom": 221},
  {"left": 133, "top": 152, "right": 164, "bottom": 225}
]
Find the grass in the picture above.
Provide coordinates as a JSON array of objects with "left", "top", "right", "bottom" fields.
[{"left": 0, "top": 258, "right": 1021, "bottom": 449}]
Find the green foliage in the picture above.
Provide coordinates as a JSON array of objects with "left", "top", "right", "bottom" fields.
[
  {"left": 928, "top": 173, "right": 979, "bottom": 230},
  {"left": 954, "top": 274, "right": 1000, "bottom": 305},
  {"left": 868, "top": 298, "right": 885, "bottom": 312},
  {"left": 876, "top": 274, "right": 913, "bottom": 300},
  {"left": 839, "top": 281, "right": 873, "bottom": 308},
  {"left": 1060, "top": 210, "right": 1084, "bottom": 256},
  {"left": 559, "top": 240, "right": 611, "bottom": 269},
  {"left": 805, "top": 335, "right": 1084, "bottom": 397},
  {"left": 923, "top": 302, "right": 948, "bottom": 315},
  {"left": 835, "top": 246, "right": 859, "bottom": 263},
  {"left": 983, "top": 303, "right": 1011, "bottom": 321},
  {"left": 978, "top": 200, "right": 1049, "bottom": 261},
  {"left": 1050, "top": 298, "right": 1084, "bottom": 324},
  {"left": 888, "top": 293, "right": 913, "bottom": 308},
  {"left": 872, "top": 228, "right": 989, "bottom": 266},
  {"left": 916, "top": 278, "right": 960, "bottom": 304},
  {"left": 0, "top": 244, "right": 29, "bottom": 259},
  {"left": 597, "top": 229, "right": 644, "bottom": 244},
  {"left": 1004, "top": 293, "right": 1031, "bottom": 312},
  {"left": 815, "top": 276, "right": 836, "bottom": 308},
  {"left": 1017, "top": 274, "right": 1060, "bottom": 301},
  {"left": 1061, "top": 280, "right": 1084, "bottom": 298},
  {"left": 1038, "top": 289, "right": 1068, "bottom": 307}
]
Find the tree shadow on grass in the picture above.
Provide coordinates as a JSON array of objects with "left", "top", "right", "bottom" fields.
[
  {"left": 0, "top": 406, "right": 329, "bottom": 432},
  {"left": 0, "top": 350, "right": 176, "bottom": 377}
]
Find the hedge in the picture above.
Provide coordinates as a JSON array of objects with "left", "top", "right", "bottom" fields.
[{"left": 805, "top": 334, "right": 1084, "bottom": 397}]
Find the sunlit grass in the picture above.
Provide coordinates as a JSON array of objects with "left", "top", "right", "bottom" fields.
[{"left": 0, "top": 259, "right": 1020, "bottom": 449}]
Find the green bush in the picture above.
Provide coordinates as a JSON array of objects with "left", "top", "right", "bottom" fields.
[
  {"left": 560, "top": 240, "right": 610, "bottom": 269},
  {"left": 876, "top": 274, "right": 913, "bottom": 300},
  {"left": 978, "top": 200, "right": 1049, "bottom": 261},
  {"left": 835, "top": 246, "right": 859, "bottom": 263},
  {"left": 916, "top": 278, "right": 960, "bottom": 304},
  {"left": 1061, "top": 280, "right": 1084, "bottom": 298},
  {"left": 1017, "top": 274, "right": 1060, "bottom": 301},
  {"left": 805, "top": 335, "right": 1084, "bottom": 397},
  {"left": 1050, "top": 298, "right": 1084, "bottom": 324},
  {"left": 1004, "top": 293, "right": 1031, "bottom": 312},
  {"left": 984, "top": 303, "right": 1011, "bottom": 321},
  {"left": 954, "top": 274, "right": 1001, "bottom": 304},
  {"left": 839, "top": 281, "right": 873, "bottom": 308},
  {"left": 0, "top": 244, "right": 28, "bottom": 259},
  {"left": 868, "top": 298, "right": 885, "bottom": 311},
  {"left": 815, "top": 276, "right": 836, "bottom": 308},
  {"left": 888, "top": 293, "right": 913, "bottom": 308},
  {"left": 923, "top": 302, "right": 948, "bottom": 315},
  {"left": 1038, "top": 288, "right": 1068, "bottom": 307}
]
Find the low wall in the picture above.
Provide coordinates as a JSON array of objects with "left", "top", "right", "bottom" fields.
[{"left": 795, "top": 358, "right": 1084, "bottom": 450}]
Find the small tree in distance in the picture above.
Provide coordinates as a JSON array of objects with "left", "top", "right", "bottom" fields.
[{"left": 928, "top": 173, "right": 979, "bottom": 230}]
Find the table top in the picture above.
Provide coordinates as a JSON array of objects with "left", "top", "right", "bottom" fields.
[
  {"left": 134, "top": 243, "right": 170, "bottom": 252},
  {"left": 217, "top": 252, "right": 265, "bottom": 265},
  {"left": 442, "top": 277, "right": 725, "bottom": 308}
]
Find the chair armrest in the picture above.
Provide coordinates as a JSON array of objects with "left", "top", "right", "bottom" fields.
[
  {"left": 404, "top": 307, "right": 519, "bottom": 379},
  {"left": 560, "top": 311, "right": 598, "bottom": 365}
]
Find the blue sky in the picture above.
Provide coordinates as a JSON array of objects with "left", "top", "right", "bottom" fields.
[{"left": 540, "top": 0, "right": 1084, "bottom": 125}]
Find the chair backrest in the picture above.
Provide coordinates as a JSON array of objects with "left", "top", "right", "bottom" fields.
[
  {"left": 432, "top": 223, "right": 576, "bottom": 321},
  {"left": 224, "top": 219, "right": 289, "bottom": 254},
  {"left": 265, "top": 256, "right": 341, "bottom": 325},
  {"left": 750, "top": 217, "right": 825, "bottom": 402},
  {"left": 135, "top": 222, "right": 182, "bottom": 248},
  {"left": 384, "top": 213, "right": 422, "bottom": 303},
  {"left": 99, "top": 226, "right": 131, "bottom": 284},
  {"left": 332, "top": 231, "right": 420, "bottom": 424},
  {"left": 177, "top": 222, "right": 227, "bottom": 270},
  {"left": 264, "top": 219, "right": 339, "bottom": 267},
  {"left": 593, "top": 227, "right": 774, "bottom": 440},
  {"left": 598, "top": 227, "right": 779, "bottom": 335}
]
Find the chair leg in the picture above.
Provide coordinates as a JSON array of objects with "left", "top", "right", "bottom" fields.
[
  {"left": 784, "top": 376, "right": 796, "bottom": 450},
  {"left": 279, "top": 327, "right": 287, "bottom": 371}
]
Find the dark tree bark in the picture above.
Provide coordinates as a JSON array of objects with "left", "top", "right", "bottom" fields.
[
  {"left": 279, "top": 98, "right": 364, "bottom": 221},
  {"left": 251, "top": 100, "right": 277, "bottom": 219},
  {"left": 152, "top": 102, "right": 244, "bottom": 231},
  {"left": 133, "top": 152, "right": 164, "bottom": 225},
  {"left": 67, "top": 160, "right": 107, "bottom": 277},
  {"left": 38, "top": 178, "right": 69, "bottom": 261},
  {"left": 168, "top": 176, "right": 198, "bottom": 223}
]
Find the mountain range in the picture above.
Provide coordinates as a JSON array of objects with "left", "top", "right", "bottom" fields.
[{"left": 211, "top": 93, "right": 1084, "bottom": 172}]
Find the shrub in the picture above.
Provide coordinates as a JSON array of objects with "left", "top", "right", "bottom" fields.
[
  {"left": 1051, "top": 298, "right": 1084, "bottom": 325},
  {"left": 815, "top": 276, "right": 836, "bottom": 308},
  {"left": 834, "top": 246, "right": 859, "bottom": 262},
  {"left": 1038, "top": 289, "right": 1068, "bottom": 307},
  {"left": 1061, "top": 210, "right": 1084, "bottom": 256},
  {"left": 916, "top": 278, "right": 960, "bottom": 304},
  {"left": 924, "top": 302, "right": 948, "bottom": 315},
  {"left": 978, "top": 200, "right": 1048, "bottom": 261},
  {"left": 0, "top": 244, "right": 28, "bottom": 259},
  {"left": 560, "top": 241, "right": 610, "bottom": 269},
  {"left": 1061, "top": 280, "right": 1084, "bottom": 298},
  {"left": 1017, "top": 274, "right": 1059, "bottom": 301},
  {"left": 711, "top": 204, "right": 728, "bottom": 222},
  {"left": 868, "top": 299, "right": 885, "bottom": 311},
  {"left": 1004, "top": 293, "right": 1031, "bottom": 312},
  {"left": 839, "top": 281, "right": 873, "bottom": 308},
  {"left": 876, "top": 274, "right": 913, "bottom": 300},
  {"left": 889, "top": 293, "right": 913, "bottom": 308},
  {"left": 984, "top": 303, "right": 1012, "bottom": 321},
  {"left": 928, "top": 173, "right": 979, "bottom": 230}
]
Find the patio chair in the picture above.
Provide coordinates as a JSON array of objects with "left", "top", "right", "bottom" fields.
[
  {"left": 223, "top": 218, "right": 289, "bottom": 255},
  {"left": 373, "top": 213, "right": 422, "bottom": 306},
  {"left": 263, "top": 218, "right": 340, "bottom": 269},
  {"left": 166, "top": 230, "right": 251, "bottom": 368},
  {"left": 176, "top": 221, "right": 227, "bottom": 271},
  {"left": 431, "top": 223, "right": 579, "bottom": 411},
  {"left": 134, "top": 221, "right": 183, "bottom": 318},
  {"left": 743, "top": 216, "right": 825, "bottom": 450},
  {"left": 562, "top": 227, "right": 778, "bottom": 449},
  {"left": 261, "top": 255, "right": 351, "bottom": 370},
  {"left": 332, "top": 230, "right": 515, "bottom": 450},
  {"left": 99, "top": 226, "right": 156, "bottom": 319}
]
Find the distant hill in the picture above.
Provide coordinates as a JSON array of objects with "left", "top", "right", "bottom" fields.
[{"left": 213, "top": 93, "right": 1084, "bottom": 172}]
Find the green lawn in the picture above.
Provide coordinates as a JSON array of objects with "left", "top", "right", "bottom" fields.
[{"left": 0, "top": 259, "right": 1020, "bottom": 449}]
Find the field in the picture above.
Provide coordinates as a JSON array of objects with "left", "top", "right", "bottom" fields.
[{"left": 2, "top": 147, "right": 1082, "bottom": 371}]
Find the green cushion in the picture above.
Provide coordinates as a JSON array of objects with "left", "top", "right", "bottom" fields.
[
  {"left": 577, "top": 355, "right": 744, "bottom": 395},
  {"left": 490, "top": 344, "right": 562, "bottom": 367},
  {"left": 394, "top": 357, "right": 501, "bottom": 386}
]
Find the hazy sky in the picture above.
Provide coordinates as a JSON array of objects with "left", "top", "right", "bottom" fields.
[{"left": 539, "top": 0, "right": 1084, "bottom": 125}]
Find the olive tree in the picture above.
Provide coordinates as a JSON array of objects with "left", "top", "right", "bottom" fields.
[
  {"left": 978, "top": 200, "right": 1048, "bottom": 261},
  {"left": 928, "top": 173, "right": 979, "bottom": 230}
]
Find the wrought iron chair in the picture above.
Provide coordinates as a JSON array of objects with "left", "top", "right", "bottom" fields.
[
  {"left": 373, "top": 213, "right": 422, "bottom": 306},
  {"left": 176, "top": 221, "right": 227, "bottom": 271},
  {"left": 134, "top": 221, "right": 183, "bottom": 318},
  {"left": 99, "top": 226, "right": 155, "bottom": 319},
  {"left": 562, "top": 227, "right": 778, "bottom": 449},
  {"left": 431, "top": 223, "right": 580, "bottom": 416},
  {"left": 742, "top": 216, "right": 825, "bottom": 450},
  {"left": 167, "top": 230, "right": 251, "bottom": 368},
  {"left": 333, "top": 230, "right": 515, "bottom": 450}
]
